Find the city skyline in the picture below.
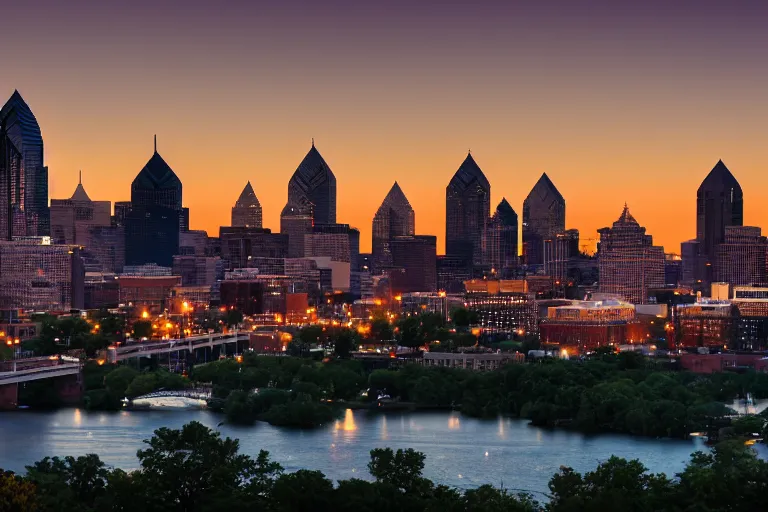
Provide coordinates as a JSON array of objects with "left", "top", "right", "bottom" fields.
[{"left": 4, "top": 1, "right": 768, "bottom": 253}]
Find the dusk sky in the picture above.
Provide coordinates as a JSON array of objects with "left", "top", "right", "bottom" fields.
[{"left": 2, "top": 0, "right": 767, "bottom": 253}]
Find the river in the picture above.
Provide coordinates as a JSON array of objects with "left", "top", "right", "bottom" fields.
[{"left": 2, "top": 405, "right": 762, "bottom": 496}]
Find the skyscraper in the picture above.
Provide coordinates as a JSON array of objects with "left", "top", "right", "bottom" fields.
[
  {"left": 50, "top": 173, "right": 111, "bottom": 245},
  {"left": 372, "top": 181, "right": 415, "bottom": 272},
  {"left": 124, "top": 139, "right": 183, "bottom": 267},
  {"left": 231, "top": 181, "right": 263, "bottom": 228},
  {"left": 483, "top": 198, "right": 518, "bottom": 276},
  {"left": 696, "top": 159, "right": 743, "bottom": 266},
  {"left": 522, "top": 173, "right": 565, "bottom": 266},
  {"left": 280, "top": 202, "right": 313, "bottom": 258},
  {"left": 445, "top": 152, "right": 491, "bottom": 266},
  {"left": 286, "top": 142, "right": 336, "bottom": 225},
  {"left": 0, "top": 90, "right": 49, "bottom": 238},
  {"left": 389, "top": 235, "right": 437, "bottom": 293},
  {"left": 715, "top": 226, "right": 767, "bottom": 288},
  {"left": 597, "top": 205, "right": 664, "bottom": 304}
]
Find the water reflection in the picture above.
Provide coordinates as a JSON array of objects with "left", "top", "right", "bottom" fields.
[
  {"left": 334, "top": 409, "right": 357, "bottom": 433},
  {"left": 448, "top": 414, "right": 461, "bottom": 430},
  {"left": 497, "top": 417, "right": 506, "bottom": 439},
  {"left": 73, "top": 409, "right": 82, "bottom": 426},
  {"left": 380, "top": 415, "right": 388, "bottom": 440}
]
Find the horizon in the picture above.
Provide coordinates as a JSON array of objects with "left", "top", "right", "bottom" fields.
[{"left": 3, "top": 0, "right": 768, "bottom": 253}]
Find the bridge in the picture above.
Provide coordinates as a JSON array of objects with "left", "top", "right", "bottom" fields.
[
  {"left": 108, "top": 331, "right": 250, "bottom": 362},
  {"left": 131, "top": 387, "right": 213, "bottom": 401},
  {"left": 0, "top": 357, "right": 83, "bottom": 409}
]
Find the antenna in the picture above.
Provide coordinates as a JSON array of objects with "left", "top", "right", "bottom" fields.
[
  {"left": 79, "top": 170, "right": 82, "bottom": 185},
  {"left": 154, "top": 134, "right": 157, "bottom": 153}
]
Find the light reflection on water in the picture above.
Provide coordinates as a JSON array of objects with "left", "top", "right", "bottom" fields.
[{"left": 0, "top": 408, "right": 742, "bottom": 495}]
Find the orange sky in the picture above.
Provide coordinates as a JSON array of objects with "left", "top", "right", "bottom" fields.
[{"left": 4, "top": 1, "right": 768, "bottom": 254}]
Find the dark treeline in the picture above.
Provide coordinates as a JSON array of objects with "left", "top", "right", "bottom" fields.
[
  {"left": 187, "top": 351, "right": 768, "bottom": 437},
  {"left": 1, "top": 421, "right": 767, "bottom": 512}
]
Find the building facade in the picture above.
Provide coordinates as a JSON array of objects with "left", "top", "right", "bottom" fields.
[
  {"left": 50, "top": 176, "right": 111, "bottom": 246},
  {"left": 388, "top": 235, "right": 437, "bottom": 293},
  {"left": 522, "top": 173, "right": 565, "bottom": 267},
  {"left": 231, "top": 181, "right": 262, "bottom": 228},
  {"left": 372, "top": 182, "right": 415, "bottom": 272},
  {"left": 284, "top": 142, "right": 336, "bottom": 225},
  {"left": 482, "top": 198, "right": 518, "bottom": 276},
  {"left": 714, "top": 226, "right": 767, "bottom": 288},
  {"left": 445, "top": 153, "right": 491, "bottom": 267},
  {"left": 219, "top": 227, "right": 288, "bottom": 270},
  {"left": 597, "top": 205, "right": 664, "bottom": 304},
  {"left": 696, "top": 160, "right": 743, "bottom": 269}
]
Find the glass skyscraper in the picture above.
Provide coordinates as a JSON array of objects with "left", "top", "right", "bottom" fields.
[
  {"left": 0, "top": 90, "right": 49, "bottom": 239},
  {"left": 445, "top": 152, "right": 491, "bottom": 266},
  {"left": 483, "top": 198, "right": 518, "bottom": 276},
  {"left": 285, "top": 142, "right": 336, "bottom": 225},
  {"left": 696, "top": 160, "right": 743, "bottom": 266},
  {"left": 124, "top": 141, "right": 183, "bottom": 267},
  {"left": 372, "top": 181, "right": 415, "bottom": 272},
  {"left": 522, "top": 172, "right": 565, "bottom": 266}
]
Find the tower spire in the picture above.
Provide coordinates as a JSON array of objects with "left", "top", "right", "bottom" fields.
[
  {"left": 79, "top": 170, "right": 82, "bottom": 185},
  {"left": 311, "top": 137, "right": 314, "bottom": 148},
  {"left": 154, "top": 134, "right": 157, "bottom": 153}
]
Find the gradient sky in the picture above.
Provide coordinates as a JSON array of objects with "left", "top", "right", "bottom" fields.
[{"left": 3, "top": 0, "right": 768, "bottom": 253}]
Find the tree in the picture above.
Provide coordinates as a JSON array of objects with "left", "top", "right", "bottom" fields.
[
  {"left": 450, "top": 308, "right": 478, "bottom": 329},
  {"left": 104, "top": 366, "right": 139, "bottom": 398},
  {"left": 397, "top": 316, "right": 425, "bottom": 350},
  {"left": 125, "top": 373, "right": 159, "bottom": 398},
  {"left": 0, "top": 470, "right": 37, "bottom": 512},
  {"left": 225, "top": 309, "right": 244, "bottom": 328},
  {"left": 26, "top": 454, "right": 110, "bottom": 512},
  {"left": 299, "top": 325, "right": 325, "bottom": 345},
  {"left": 370, "top": 318, "right": 394, "bottom": 343},
  {"left": 333, "top": 329, "right": 359, "bottom": 359},
  {"left": 131, "top": 321, "right": 153, "bottom": 340},
  {"left": 368, "top": 448, "right": 428, "bottom": 493},
  {"left": 271, "top": 470, "right": 335, "bottom": 511}
]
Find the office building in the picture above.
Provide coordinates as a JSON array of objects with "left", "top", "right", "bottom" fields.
[
  {"left": 172, "top": 255, "right": 219, "bottom": 287},
  {"left": 540, "top": 299, "right": 637, "bottom": 353},
  {"left": 231, "top": 181, "right": 262, "bottom": 228},
  {"left": 0, "top": 91, "right": 49, "bottom": 239},
  {"left": 463, "top": 279, "right": 538, "bottom": 335},
  {"left": 219, "top": 226, "right": 288, "bottom": 270},
  {"left": 50, "top": 174, "right": 111, "bottom": 245},
  {"left": 543, "top": 229, "right": 579, "bottom": 282},
  {"left": 280, "top": 202, "right": 313, "bottom": 258},
  {"left": 673, "top": 301, "right": 733, "bottom": 349},
  {"left": 483, "top": 198, "right": 518, "bottom": 276},
  {"left": 445, "top": 152, "right": 491, "bottom": 266},
  {"left": 522, "top": 173, "right": 565, "bottom": 266},
  {"left": 714, "top": 226, "right": 767, "bottom": 288},
  {"left": 388, "top": 235, "right": 437, "bottom": 293},
  {"left": 124, "top": 140, "right": 183, "bottom": 267},
  {"left": 732, "top": 286, "right": 768, "bottom": 351},
  {"left": 0, "top": 239, "right": 84, "bottom": 311},
  {"left": 696, "top": 160, "right": 743, "bottom": 268},
  {"left": 372, "top": 182, "right": 415, "bottom": 272},
  {"left": 284, "top": 141, "right": 336, "bottom": 225},
  {"left": 597, "top": 205, "right": 664, "bottom": 304}
]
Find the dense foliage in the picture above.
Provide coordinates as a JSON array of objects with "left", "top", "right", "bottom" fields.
[
  {"left": 81, "top": 363, "right": 189, "bottom": 411},
  {"left": 3, "top": 421, "right": 767, "bottom": 511}
]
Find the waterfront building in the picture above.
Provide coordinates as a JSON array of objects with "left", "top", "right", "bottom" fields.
[
  {"left": 597, "top": 205, "right": 664, "bottom": 304},
  {"left": 372, "top": 182, "right": 415, "bottom": 272},
  {"left": 0, "top": 239, "right": 84, "bottom": 311},
  {"left": 231, "top": 181, "right": 262, "bottom": 228},
  {"left": 522, "top": 173, "right": 565, "bottom": 267},
  {"left": 124, "top": 140, "right": 183, "bottom": 267},
  {"left": 714, "top": 226, "right": 767, "bottom": 288},
  {"left": 539, "top": 299, "right": 636, "bottom": 353},
  {"left": 463, "top": 279, "right": 538, "bottom": 335},
  {"left": 445, "top": 152, "right": 491, "bottom": 267},
  {"left": 673, "top": 300, "right": 733, "bottom": 349},
  {"left": 482, "top": 199, "right": 518, "bottom": 276},
  {"left": 0, "top": 91, "right": 49, "bottom": 238}
]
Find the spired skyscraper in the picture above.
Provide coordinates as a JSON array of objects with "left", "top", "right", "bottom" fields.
[
  {"left": 124, "top": 138, "right": 183, "bottom": 267},
  {"left": 522, "top": 173, "right": 565, "bottom": 267},
  {"left": 697, "top": 160, "right": 743, "bottom": 266},
  {"left": 0, "top": 90, "right": 49, "bottom": 239},
  {"left": 281, "top": 142, "right": 337, "bottom": 257},
  {"left": 445, "top": 152, "right": 491, "bottom": 266},
  {"left": 231, "top": 181, "right": 263, "bottom": 228},
  {"left": 483, "top": 198, "right": 518, "bottom": 276},
  {"left": 372, "top": 181, "right": 415, "bottom": 272}
]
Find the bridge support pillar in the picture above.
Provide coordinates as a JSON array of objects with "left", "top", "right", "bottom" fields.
[
  {"left": 0, "top": 383, "right": 18, "bottom": 410},
  {"left": 56, "top": 374, "right": 83, "bottom": 405}
]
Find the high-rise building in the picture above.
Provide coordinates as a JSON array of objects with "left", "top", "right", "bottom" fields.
[
  {"left": 124, "top": 140, "right": 183, "bottom": 267},
  {"left": 0, "top": 91, "right": 49, "bottom": 238},
  {"left": 285, "top": 142, "right": 336, "bottom": 225},
  {"left": 231, "top": 181, "right": 262, "bottom": 228},
  {"left": 50, "top": 173, "right": 111, "bottom": 245},
  {"left": 388, "top": 235, "right": 437, "bottom": 293},
  {"left": 544, "top": 229, "right": 579, "bottom": 282},
  {"left": 445, "top": 153, "right": 491, "bottom": 266},
  {"left": 372, "top": 182, "right": 415, "bottom": 272},
  {"left": 597, "top": 205, "right": 664, "bottom": 304},
  {"left": 0, "top": 239, "right": 84, "bottom": 311},
  {"left": 280, "top": 202, "right": 313, "bottom": 258},
  {"left": 483, "top": 198, "right": 518, "bottom": 276},
  {"left": 715, "top": 226, "right": 767, "bottom": 288},
  {"left": 681, "top": 239, "right": 705, "bottom": 289},
  {"left": 522, "top": 173, "right": 565, "bottom": 266},
  {"left": 219, "top": 227, "right": 288, "bottom": 270},
  {"left": 697, "top": 160, "right": 743, "bottom": 266}
]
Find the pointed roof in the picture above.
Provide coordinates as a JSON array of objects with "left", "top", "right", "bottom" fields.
[
  {"left": 448, "top": 152, "right": 491, "bottom": 191},
  {"left": 616, "top": 203, "right": 638, "bottom": 225},
  {"left": 698, "top": 159, "right": 741, "bottom": 193},
  {"left": 132, "top": 147, "right": 181, "bottom": 191},
  {"left": 493, "top": 198, "right": 518, "bottom": 226},
  {"left": 70, "top": 172, "right": 91, "bottom": 202},
  {"left": 527, "top": 172, "right": 564, "bottom": 203},
  {"left": 289, "top": 144, "right": 335, "bottom": 191},
  {"left": 379, "top": 181, "right": 413, "bottom": 211},
  {"left": 235, "top": 181, "right": 260, "bottom": 208},
  {"left": 0, "top": 90, "right": 43, "bottom": 146}
]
